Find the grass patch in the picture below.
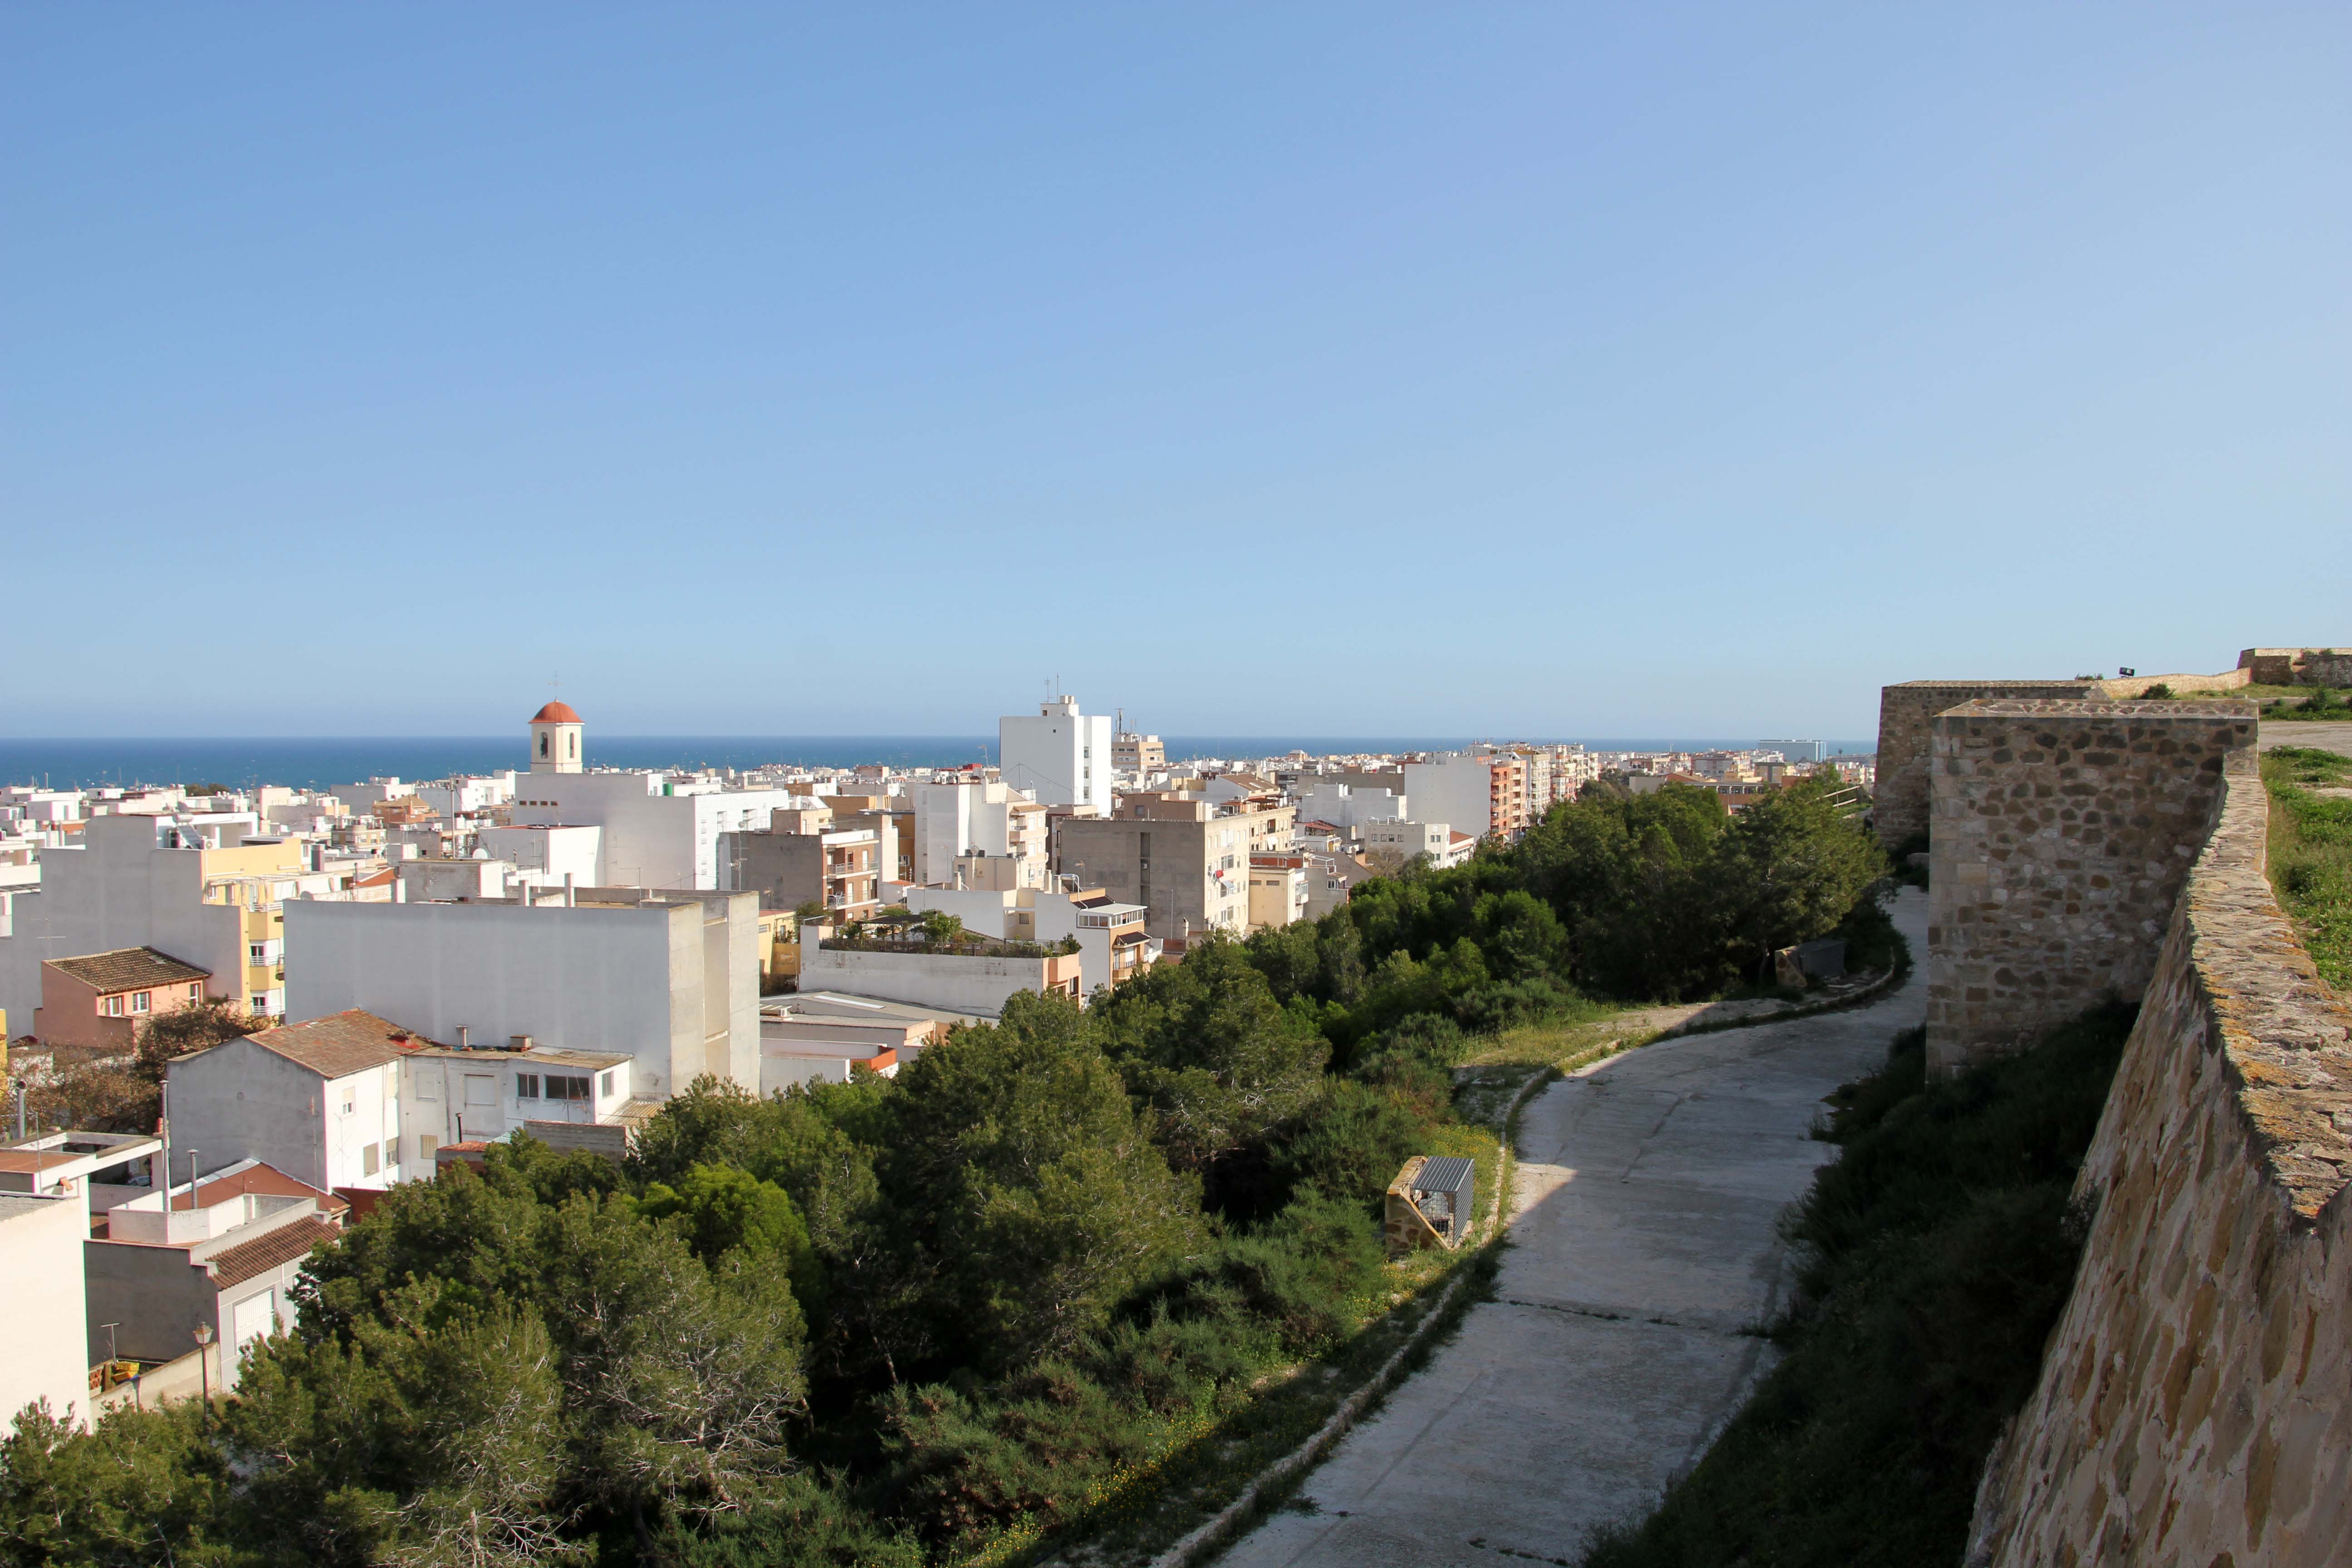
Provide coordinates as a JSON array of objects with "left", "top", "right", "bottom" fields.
[
  {"left": 2263, "top": 745, "right": 2352, "bottom": 995},
  {"left": 2256, "top": 685, "right": 2352, "bottom": 720},
  {"left": 1580, "top": 1003, "right": 2136, "bottom": 1568}
]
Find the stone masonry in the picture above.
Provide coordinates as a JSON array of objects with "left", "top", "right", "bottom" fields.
[
  {"left": 1966, "top": 753, "right": 2352, "bottom": 1568},
  {"left": 1924, "top": 699, "right": 2254, "bottom": 1077},
  {"left": 1873, "top": 680, "right": 2097, "bottom": 851}
]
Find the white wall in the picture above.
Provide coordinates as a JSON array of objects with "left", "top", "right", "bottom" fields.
[
  {"left": 478, "top": 825, "right": 602, "bottom": 883},
  {"left": 166, "top": 1036, "right": 331, "bottom": 1191},
  {"left": 1401, "top": 756, "right": 1496, "bottom": 842},
  {"left": 0, "top": 1195, "right": 91, "bottom": 1430},
  {"left": 799, "top": 945, "right": 1065, "bottom": 1017},
  {"left": 285, "top": 896, "right": 756, "bottom": 1099},
  {"left": 904, "top": 885, "right": 1018, "bottom": 937}
]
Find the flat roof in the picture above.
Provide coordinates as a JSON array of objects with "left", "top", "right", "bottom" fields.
[{"left": 405, "top": 1046, "right": 632, "bottom": 1068}]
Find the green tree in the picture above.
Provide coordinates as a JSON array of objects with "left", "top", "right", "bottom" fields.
[
  {"left": 641, "top": 1162, "right": 824, "bottom": 1316},
  {"left": 1091, "top": 935, "right": 1330, "bottom": 1186},
  {"left": 1714, "top": 775, "right": 1887, "bottom": 980},
  {"left": 883, "top": 991, "right": 1207, "bottom": 1368},
  {"left": 0, "top": 1401, "right": 230, "bottom": 1568}
]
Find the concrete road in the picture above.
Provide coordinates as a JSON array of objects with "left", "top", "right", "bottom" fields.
[
  {"left": 2259, "top": 720, "right": 2352, "bottom": 755},
  {"left": 1214, "top": 887, "right": 1931, "bottom": 1568}
]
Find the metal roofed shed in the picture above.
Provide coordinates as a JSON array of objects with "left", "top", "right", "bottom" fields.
[{"left": 1385, "top": 1154, "right": 1477, "bottom": 1255}]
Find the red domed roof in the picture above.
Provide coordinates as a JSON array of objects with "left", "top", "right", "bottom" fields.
[{"left": 530, "top": 701, "right": 582, "bottom": 725}]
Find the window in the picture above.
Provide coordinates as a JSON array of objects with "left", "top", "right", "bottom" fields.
[
  {"left": 103, "top": 995, "right": 124, "bottom": 1017},
  {"left": 418, "top": 1134, "right": 438, "bottom": 1161},
  {"left": 539, "top": 734, "right": 550, "bottom": 758},
  {"left": 131, "top": 991, "right": 152, "bottom": 1013},
  {"left": 517, "top": 1073, "right": 540, "bottom": 1099},
  {"left": 599, "top": 1071, "right": 615, "bottom": 1097},
  {"left": 188, "top": 984, "right": 202, "bottom": 1002},
  {"left": 362, "top": 1142, "right": 379, "bottom": 1176},
  {"left": 340, "top": 1093, "right": 354, "bottom": 1115}
]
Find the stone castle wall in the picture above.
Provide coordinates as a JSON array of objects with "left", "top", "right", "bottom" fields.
[
  {"left": 1873, "top": 680, "right": 2097, "bottom": 850},
  {"left": 2240, "top": 646, "right": 2352, "bottom": 686},
  {"left": 1924, "top": 700, "right": 2254, "bottom": 1077},
  {"left": 1965, "top": 755, "right": 2352, "bottom": 1568}
]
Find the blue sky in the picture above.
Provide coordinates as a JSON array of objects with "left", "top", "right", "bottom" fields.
[{"left": 4, "top": 4, "right": 2345, "bottom": 740}]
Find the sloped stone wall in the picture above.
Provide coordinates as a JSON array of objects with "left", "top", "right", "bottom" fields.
[
  {"left": 1924, "top": 700, "right": 2254, "bottom": 1077},
  {"left": 1873, "top": 680, "right": 2097, "bottom": 850},
  {"left": 1965, "top": 757, "right": 2352, "bottom": 1568}
]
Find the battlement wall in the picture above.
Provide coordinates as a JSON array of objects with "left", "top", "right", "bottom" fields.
[
  {"left": 1965, "top": 755, "right": 2352, "bottom": 1568},
  {"left": 1873, "top": 680, "right": 2098, "bottom": 851},
  {"left": 1923, "top": 699, "right": 2254, "bottom": 1077}
]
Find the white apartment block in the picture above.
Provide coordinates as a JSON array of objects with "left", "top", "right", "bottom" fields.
[{"left": 999, "top": 694, "right": 1113, "bottom": 816}]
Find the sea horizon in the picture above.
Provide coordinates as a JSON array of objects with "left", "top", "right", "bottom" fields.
[{"left": 0, "top": 733, "right": 1876, "bottom": 791}]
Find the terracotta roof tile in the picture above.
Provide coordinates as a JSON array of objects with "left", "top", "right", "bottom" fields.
[
  {"left": 44, "top": 947, "right": 210, "bottom": 994},
  {"left": 205, "top": 1009, "right": 426, "bottom": 1079},
  {"left": 206, "top": 1215, "right": 337, "bottom": 1289}
]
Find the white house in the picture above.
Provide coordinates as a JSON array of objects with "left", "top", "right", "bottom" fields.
[
  {"left": 1362, "top": 819, "right": 1469, "bottom": 867},
  {"left": 999, "top": 694, "right": 1113, "bottom": 816},
  {"left": 283, "top": 887, "right": 761, "bottom": 1099},
  {"left": 164, "top": 1011, "right": 414, "bottom": 1193}
]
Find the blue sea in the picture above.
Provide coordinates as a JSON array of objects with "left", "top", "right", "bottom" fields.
[{"left": 0, "top": 735, "right": 1875, "bottom": 791}]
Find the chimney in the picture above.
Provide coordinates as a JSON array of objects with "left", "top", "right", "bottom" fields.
[{"left": 456, "top": 1025, "right": 470, "bottom": 1051}]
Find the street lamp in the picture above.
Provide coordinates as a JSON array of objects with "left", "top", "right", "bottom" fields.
[{"left": 192, "top": 1321, "right": 213, "bottom": 1410}]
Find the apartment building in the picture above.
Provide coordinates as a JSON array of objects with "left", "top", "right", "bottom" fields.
[
  {"left": 1112, "top": 729, "right": 1166, "bottom": 772},
  {"left": 910, "top": 778, "right": 1048, "bottom": 889},
  {"left": 999, "top": 694, "right": 1113, "bottom": 814},
  {"left": 283, "top": 886, "right": 761, "bottom": 1101},
  {"left": 1054, "top": 794, "right": 1295, "bottom": 940},
  {"left": 719, "top": 817, "right": 883, "bottom": 918},
  {"left": 1401, "top": 752, "right": 1533, "bottom": 844}
]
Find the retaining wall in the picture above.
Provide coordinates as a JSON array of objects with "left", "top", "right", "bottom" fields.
[
  {"left": 2240, "top": 647, "right": 2352, "bottom": 687},
  {"left": 1965, "top": 756, "right": 2352, "bottom": 1567},
  {"left": 1873, "top": 680, "right": 2098, "bottom": 850},
  {"left": 1924, "top": 700, "right": 2255, "bottom": 1077}
]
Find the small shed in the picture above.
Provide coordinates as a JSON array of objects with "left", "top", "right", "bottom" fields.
[{"left": 1384, "top": 1154, "right": 1477, "bottom": 1255}]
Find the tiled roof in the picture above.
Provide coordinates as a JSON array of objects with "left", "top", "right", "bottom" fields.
[
  {"left": 44, "top": 947, "right": 210, "bottom": 994},
  {"left": 220, "top": 1009, "right": 425, "bottom": 1079},
  {"left": 207, "top": 1215, "right": 337, "bottom": 1289}
]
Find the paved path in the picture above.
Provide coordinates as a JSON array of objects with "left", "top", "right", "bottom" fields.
[
  {"left": 2259, "top": 720, "right": 2352, "bottom": 755},
  {"left": 1215, "top": 888, "right": 1931, "bottom": 1568}
]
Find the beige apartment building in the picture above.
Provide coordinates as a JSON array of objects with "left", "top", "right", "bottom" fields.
[{"left": 1056, "top": 794, "right": 1295, "bottom": 940}]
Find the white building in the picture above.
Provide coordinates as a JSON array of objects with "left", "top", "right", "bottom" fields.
[
  {"left": 167, "top": 1008, "right": 646, "bottom": 1191},
  {"left": 1362, "top": 819, "right": 1469, "bottom": 868},
  {"left": 508, "top": 705, "right": 797, "bottom": 893},
  {"left": 164, "top": 1011, "right": 414, "bottom": 1193},
  {"left": 1296, "top": 782, "right": 1410, "bottom": 831},
  {"left": 283, "top": 887, "right": 761, "bottom": 1101},
  {"left": 999, "top": 694, "right": 1113, "bottom": 816},
  {"left": 909, "top": 779, "right": 1048, "bottom": 889},
  {"left": 1401, "top": 753, "right": 1511, "bottom": 843},
  {"left": 0, "top": 1192, "right": 90, "bottom": 1429}
]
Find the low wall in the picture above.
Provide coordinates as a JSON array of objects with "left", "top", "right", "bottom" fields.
[
  {"left": 1873, "top": 680, "right": 2098, "bottom": 850},
  {"left": 1965, "top": 758, "right": 2352, "bottom": 1567},
  {"left": 2089, "top": 668, "right": 2250, "bottom": 700},
  {"left": 1924, "top": 700, "right": 2254, "bottom": 1077}
]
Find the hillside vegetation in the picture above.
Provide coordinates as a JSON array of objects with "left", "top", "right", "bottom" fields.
[
  {"left": 1, "top": 778, "right": 1887, "bottom": 1568},
  {"left": 2264, "top": 745, "right": 2352, "bottom": 994}
]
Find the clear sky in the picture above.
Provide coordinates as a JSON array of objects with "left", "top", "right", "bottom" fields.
[{"left": 5, "top": 5, "right": 2345, "bottom": 740}]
